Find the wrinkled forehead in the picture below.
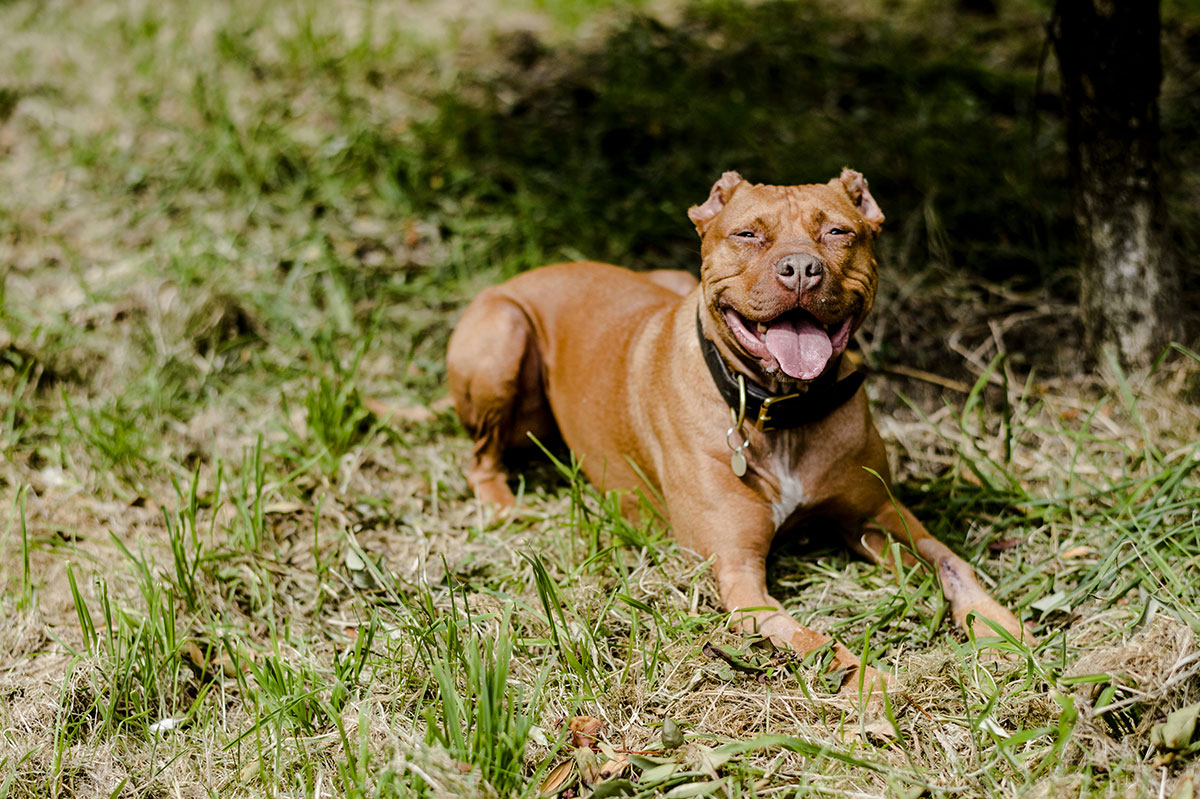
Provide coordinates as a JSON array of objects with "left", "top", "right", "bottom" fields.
[{"left": 719, "top": 182, "right": 858, "bottom": 230}]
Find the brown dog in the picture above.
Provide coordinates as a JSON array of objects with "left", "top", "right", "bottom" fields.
[{"left": 446, "top": 170, "right": 1027, "bottom": 695}]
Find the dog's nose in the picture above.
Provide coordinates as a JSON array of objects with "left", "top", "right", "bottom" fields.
[{"left": 774, "top": 253, "right": 823, "bottom": 293}]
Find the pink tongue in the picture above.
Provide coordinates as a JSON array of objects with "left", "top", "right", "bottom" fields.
[{"left": 763, "top": 316, "right": 833, "bottom": 380}]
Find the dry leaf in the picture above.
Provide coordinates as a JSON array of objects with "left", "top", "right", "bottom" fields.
[
  {"left": 184, "top": 640, "right": 206, "bottom": 669},
  {"left": 591, "top": 778, "right": 637, "bottom": 797},
  {"left": 1031, "top": 591, "right": 1072, "bottom": 615},
  {"left": 568, "top": 715, "right": 605, "bottom": 749},
  {"left": 1060, "top": 545, "right": 1095, "bottom": 559},
  {"left": 239, "top": 759, "right": 260, "bottom": 782},
  {"left": 661, "top": 717, "right": 685, "bottom": 749},
  {"left": 1152, "top": 702, "right": 1200, "bottom": 750},
  {"left": 574, "top": 747, "right": 600, "bottom": 784},
  {"left": 665, "top": 782, "right": 722, "bottom": 798},
  {"left": 596, "top": 756, "right": 630, "bottom": 782},
  {"left": 860, "top": 719, "right": 898, "bottom": 742},
  {"left": 539, "top": 760, "right": 574, "bottom": 795},
  {"left": 148, "top": 717, "right": 184, "bottom": 734},
  {"left": 184, "top": 639, "right": 243, "bottom": 678}
]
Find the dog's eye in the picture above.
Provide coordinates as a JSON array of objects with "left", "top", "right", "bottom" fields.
[
  {"left": 827, "top": 227, "right": 852, "bottom": 237},
  {"left": 732, "top": 230, "right": 758, "bottom": 239}
]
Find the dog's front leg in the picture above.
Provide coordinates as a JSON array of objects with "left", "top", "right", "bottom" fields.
[
  {"left": 866, "top": 501, "right": 1030, "bottom": 643},
  {"left": 670, "top": 495, "right": 888, "bottom": 701}
]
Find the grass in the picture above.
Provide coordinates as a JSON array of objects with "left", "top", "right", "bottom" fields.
[{"left": 1, "top": 0, "right": 1199, "bottom": 796}]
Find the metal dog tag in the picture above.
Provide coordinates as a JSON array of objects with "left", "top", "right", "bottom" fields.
[{"left": 730, "top": 449, "right": 747, "bottom": 477}]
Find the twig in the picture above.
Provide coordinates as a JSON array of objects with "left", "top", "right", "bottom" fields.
[{"left": 876, "top": 364, "right": 972, "bottom": 394}]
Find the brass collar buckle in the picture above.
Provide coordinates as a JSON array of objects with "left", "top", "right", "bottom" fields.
[{"left": 754, "top": 392, "right": 800, "bottom": 432}]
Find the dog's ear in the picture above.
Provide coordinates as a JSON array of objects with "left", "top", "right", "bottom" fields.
[
  {"left": 837, "top": 169, "right": 884, "bottom": 236},
  {"left": 688, "top": 171, "right": 743, "bottom": 236}
]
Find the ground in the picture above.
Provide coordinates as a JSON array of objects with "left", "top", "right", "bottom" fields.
[{"left": 1, "top": 0, "right": 1200, "bottom": 797}]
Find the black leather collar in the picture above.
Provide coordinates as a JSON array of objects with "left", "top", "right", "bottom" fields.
[{"left": 697, "top": 311, "right": 865, "bottom": 431}]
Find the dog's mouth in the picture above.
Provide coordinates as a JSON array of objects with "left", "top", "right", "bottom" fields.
[{"left": 723, "top": 306, "right": 854, "bottom": 381}]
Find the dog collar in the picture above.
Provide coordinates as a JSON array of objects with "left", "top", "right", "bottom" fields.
[{"left": 696, "top": 311, "right": 865, "bottom": 431}]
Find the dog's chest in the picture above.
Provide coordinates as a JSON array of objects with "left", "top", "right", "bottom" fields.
[{"left": 761, "top": 431, "right": 811, "bottom": 529}]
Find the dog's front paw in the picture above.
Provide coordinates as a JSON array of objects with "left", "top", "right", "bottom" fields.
[
  {"left": 471, "top": 475, "right": 517, "bottom": 510},
  {"left": 833, "top": 661, "right": 890, "bottom": 712}
]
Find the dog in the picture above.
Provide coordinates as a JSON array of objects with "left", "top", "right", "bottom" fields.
[{"left": 446, "top": 170, "right": 1027, "bottom": 697}]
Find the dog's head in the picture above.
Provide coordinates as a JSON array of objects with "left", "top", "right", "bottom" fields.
[{"left": 689, "top": 170, "right": 883, "bottom": 384}]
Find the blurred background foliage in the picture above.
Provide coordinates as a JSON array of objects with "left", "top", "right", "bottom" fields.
[
  {"left": 397, "top": 0, "right": 1199, "bottom": 299},
  {"left": 4, "top": 0, "right": 1198, "bottom": 412}
]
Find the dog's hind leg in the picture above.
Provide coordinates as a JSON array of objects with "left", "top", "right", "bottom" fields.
[{"left": 447, "top": 290, "right": 554, "bottom": 509}]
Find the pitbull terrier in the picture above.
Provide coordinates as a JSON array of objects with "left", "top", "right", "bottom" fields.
[{"left": 446, "top": 170, "right": 1027, "bottom": 696}]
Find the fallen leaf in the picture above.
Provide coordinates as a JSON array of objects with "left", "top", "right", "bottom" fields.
[
  {"left": 988, "top": 537, "right": 1022, "bottom": 553},
  {"left": 148, "top": 717, "right": 184, "bottom": 734},
  {"left": 1060, "top": 546, "right": 1095, "bottom": 560},
  {"left": 817, "top": 667, "right": 849, "bottom": 694},
  {"left": 595, "top": 756, "right": 629, "bottom": 782},
  {"left": 590, "top": 778, "right": 636, "bottom": 797},
  {"left": 666, "top": 781, "right": 722, "bottom": 797},
  {"left": 344, "top": 545, "right": 378, "bottom": 590},
  {"left": 574, "top": 747, "right": 600, "bottom": 784},
  {"left": 746, "top": 634, "right": 776, "bottom": 652},
  {"left": 1152, "top": 702, "right": 1200, "bottom": 750},
  {"left": 694, "top": 743, "right": 736, "bottom": 775},
  {"left": 860, "top": 719, "right": 898, "bottom": 742},
  {"left": 1031, "top": 591, "right": 1072, "bottom": 615},
  {"left": 979, "top": 716, "right": 1010, "bottom": 739},
  {"left": 628, "top": 753, "right": 674, "bottom": 770},
  {"left": 638, "top": 762, "right": 680, "bottom": 783},
  {"left": 184, "top": 640, "right": 206, "bottom": 669},
  {"left": 567, "top": 715, "right": 605, "bottom": 749},
  {"left": 540, "top": 760, "right": 574, "bottom": 795},
  {"left": 661, "top": 717, "right": 685, "bottom": 750},
  {"left": 239, "top": 759, "right": 260, "bottom": 782}
]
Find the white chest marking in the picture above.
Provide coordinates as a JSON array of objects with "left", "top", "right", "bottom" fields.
[{"left": 768, "top": 454, "right": 808, "bottom": 529}]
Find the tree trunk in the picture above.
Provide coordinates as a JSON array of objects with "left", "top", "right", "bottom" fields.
[{"left": 1052, "top": 0, "right": 1180, "bottom": 369}]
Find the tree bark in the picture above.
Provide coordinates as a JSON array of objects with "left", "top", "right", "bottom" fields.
[{"left": 1052, "top": 0, "right": 1180, "bottom": 369}]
